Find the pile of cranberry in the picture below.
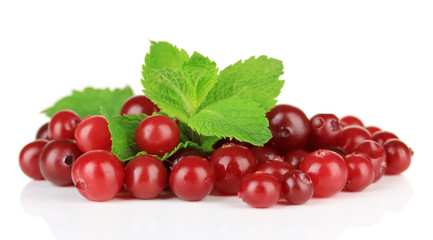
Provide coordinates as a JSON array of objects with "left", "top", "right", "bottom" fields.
[{"left": 19, "top": 96, "right": 413, "bottom": 208}]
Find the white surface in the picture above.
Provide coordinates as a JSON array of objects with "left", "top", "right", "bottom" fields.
[{"left": 1, "top": 1, "right": 432, "bottom": 240}]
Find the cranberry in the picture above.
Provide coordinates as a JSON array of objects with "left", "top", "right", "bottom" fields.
[
  {"left": 213, "top": 138, "right": 253, "bottom": 149},
  {"left": 337, "top": 126, "right": 372, "bottom": 153},
  {"left": 238, "top": 172, "right": 281, "bottom": 208},
  {"left": 372, "top": 130, "right": 399, "bottom": 145},
  {"left": 281, "top": 170, "right": 314, "bottom": 205},
  {"left": 340, "top": 115, "right": 363, "bottom": 128},
  {"left": 71, "top": 150, "right": 124, "bottom": 201},
  {"left": 344, "top": 154, "right": 374, "bottom": 192},
  {"left": 167, "top": 148, "right": 204, "bottom": 171},
  {"left": 250, "top": 146, "right": 281, "bottom": 165},
  {"left": 266, "top": 104, "right": 311, "bottom": 155},
  {"left": 300, "top": 149, "right": 348, "bottom": 198},
  {"left": 209, "top": 145, "right": 257, "bottom": 194},
  {"left": 135, "top": 115, "right": 180, "bottom": 157},
  {"left": 36, "top": 123, "right": 50, "bottom": 140},
  {"left": 383, "top": 139, "right": 412, "bottom": 175},
  {"left": 366, "top": 126, "right": 381, "bottom": 135},
  {"left": 307, "top": 113, "right": 342, "bottom": 149},
  {"left": 120, "top": 95, "right": 160, "bottom": 116},
  {"left": 169, "top": 156, "right": 215, "bottom": 201},
  {"left": 19, "top": 140, "right": 49, "bottom": 180},
  {"left": 39, "top": 139, "right": 83, "bottom": 186},
  {"left": 284, "top": 149, "right": 309, "bottom": 169},
  {"left": 49, "top": 110, "right": 81, "bottom": 139},
  {"left": 257, "top": 160, "right": 295, "bottom": 182},
  {"left": 352, "top": 140, "right": 386, "bottom": 183},
  {"left": 322, "top": 145, "right": 347, "bottom": 159},
  {"left": 74, "top": 115, "right": 112, "bottom": 152},
  {"left": 124, "top": 155, "right": 167, "bottom": 199}
]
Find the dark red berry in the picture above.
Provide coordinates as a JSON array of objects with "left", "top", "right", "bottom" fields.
[
  {"left": 36, "top": 123, "right": 50, "bottom": 140},
  {"left": 372, "top": 130, "right": 399, "bottom": 145},
  {"left": 124, "top": 155, "right": 167, "bottom": 199},
  {"left": 238, "top": 172, "right": 281, "bottom": 208},
  {"left": 284, "top": 149, "right": 309, "bottom": 169},
  {"left": 257, "top": 160, "right": 295, "bottom": 182},
  {"left": 340, "top": 115, "right": 363, "bottom": 128},
  {"left": 281, "top": 170, "right": 314, "bottom": 205},
  {"left": 322, "top": 145, "right": 347, "bottom": 159},
  {"left": 308, "top": 113, "right": 342, "bottom": 149},
  {"left": 74, "top": 115, "right": 112, "bottom": 152},
  {"left": 120, "top": 95, "right": 160, "bottom": 116},
  {"left": 344, "top": 154, "right": 374, "bottom": 192},
  {"left": 366, "top": 126, "right": 381, "bottom": 135},
  {"left": 209, "top": 144, "right": 258, "bottom": 194},
  {"left": 39, "top": 139, "right": 83, "bottom": 186},
  {"left": 352, "top": 140, "right": 386, "bottom": 183},
  {"left": 300, "top": 149, "right": 348, "bottom": 198},
  {"left": 49, "top": 110, "right": 81, "bottom": 139},
  {"left": 169, "top": 156, "right": 215, "bottom": 201},
  {"left": 135, "top": 115, "right": 180, "bottom": 157},
  {"left": 383, "top": 139, "right": 412, "bottom": 175},
  {"left": 71, "top": 150, "right": 124, "bottom": 201},
  {"left": 337, "top": 126, "right": 372, "bottom": 153},
  {"left": 266, "top": 104, "right": 311, "bottom": 155},
  {"left": 19, "top": 140, "right": 49, "bottom": 180},
  {"left": 250, "top": 146, "right": 281, "bottom": 165}
]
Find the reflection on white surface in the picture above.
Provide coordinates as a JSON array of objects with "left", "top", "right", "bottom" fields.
[{"left": 20, "top": 176, "right": 412, "bottom": 240}]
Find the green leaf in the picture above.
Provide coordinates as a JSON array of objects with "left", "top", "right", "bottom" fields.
[
  {"left": 42, "top": 86, "right": 133, "bottom": 118},
  {"left": 200, "top": 135, "right": 222, "bottom": 152},
  {"left": 131, "top": 141, "right": 202, "bottom": 162},
  {"left": 144, "top": 41, "right": 189, "bottom": 70},
  {"left": 101, "top": 108, "right": 147, "bottom": 161},
  {"left": 203, "top": 56, "right": 284, "bottom": 112},
  {"left": 142, "top": 45, "right": 218, "bottom": 122},
  {"left": 186, "top": 97, "right": 272, "bottom": 146}
]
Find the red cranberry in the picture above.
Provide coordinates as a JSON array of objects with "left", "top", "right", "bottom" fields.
[
  {"left": 19, "top": 140, "right": 49, "bottom": 180},
  {"left": 344, "top": 154, "right": 374, "bottom": 192},
  {"left": 373, "top": 130, "right": 399, "bottom": 145},
  {"left": 257, "top": 160, "right": 295, "bottom": 182},
  {"left": 284, "top": 149, "right": 309, "bottom": 169},
  {"left": 366, "top": 126, "right": 381, "bottom": 135},
  {"left": 337, "top": 126, "right": 372, "bottom": 153},
  {"left": 209, "top": 144, "right": 257, "bottom": 194},
  {"left": 308, "top": 113, "right": 342, "bottom": 149},
  {"left": 74, "top": 115, "right": 112, "bottom": 152},
  {"left": 250, "top": 146, "right": 281, "bottom": 165},
  {"left": 49, "top": 110, "right": 81, "bottom": 139},
  {"left": 300, "top": 149, "right": 348, "bottom": 198},
  {"left": 120, "top": 95, "right": 159, "bottom": 116},
  {"left": 383, "top": 139, "right": 412, "bottom": 175},
  {"left": 36, "top": 123, "right": 50, "bottom": 140},
  {"left": 266, "top": 104, "right": 311, "bottom": 155},
  {"left": 281, "top": 170, "right": 314, "bottom": 205},
  {"left": 340, "top": 115, "right": 363, "bottom": 128},
  {"left": 352, "top": 140, "right": 386, "bottom": 183},
  {"left": 238, "top": 172, "right": 281, "bottom": 208}
]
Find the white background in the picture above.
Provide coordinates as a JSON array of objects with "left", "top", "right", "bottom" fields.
[{"left": 1, "top": 0, "right": 432, "bottom": 239}]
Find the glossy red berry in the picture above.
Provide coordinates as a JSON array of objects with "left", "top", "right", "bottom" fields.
[
  {"left": 257, "top": 160, "right": 295, "bottom": 182},
  {"left": 19, "top": 140, "right": 49, "bottom": 180},
  {"left": 49, "top": 110, "right": 81, "bottom": 139},
  {"left": 337, "top": 126, "right": 372, "bottom": 153},
  {"left": 300, "top": 149, "right": 348, "bottom": 198},
  {"left": 36, "top": 123, "right": 50, "bottom": 140},
  {"left": 120, "top": 95, "right": 160, "bottom": 116},
  {"left": 124, "top": 155, "right": 167, "bottom": 199},
  {"left": 72, "top": 150, "right": 124, "bottom": 201},
  {"left": 135, "top": 115, "right": 180, "bottom": 157},
  {"left": 284, "top": 149, "right": 309, "bottom": 169},
  {"left": 352, "top": 140, "right": 386, "bottom": 183},
  {"left": 322, "top": 145, "right": 347, "bottom": 159},
  {"left": 209, "top": 145, "right": 258, "bottom": 194},
  {"left": 308, "top": 113, "right": 342, "bottom": 149},
  {"left": 39, "top": 139, "right": 83, "bottom": 186},
  {"left": 169, "top": 156, "right": 215, "bottom": 201},
  {"left": 383, "top": 139, "right": 412, "bottom": 175},
  {"left": 372, "top": 130, "right": 399, "bottom": 145},
  {"left": 281, "top": 170, "right": 314, "bottom": 205},
  {"left": 266, "top": 104, "right": 311, "bottom": 155},
  {"left": 250, "top": 146, "right": 281, "bottom": 165},
  {"left": 74, "top": 115, "right": 112, "bottom": 152},
  {"left": 238, "top": 172, "right": 281, "bottom": 208},
  {"left": 344, "top": 154, "right": 374, "bottom": 192},
  {"left": 366, "top": 126, "right": 381, "bottom": 135},
  {"left": 340, "top": 115, "right": 363, "bottom": 128}
]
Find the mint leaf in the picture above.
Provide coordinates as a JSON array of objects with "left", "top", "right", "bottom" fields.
[
  {"left": 42, "top": 86, "right": 133, "bottom": 118},
  {"left": 101, "top": 108, "right": 147, "bottom": 161},
  {"left": 132, "top": 141, "right": 202, "bottom": 162},
  {"left": 203, "top": 56, "right": 284, "bottom": 112},
  {"left": 186, "top": 97, "right": 272, "bottom": 146},
  {"left": 142, "top": 44, "right": 218, "bottom": 122}
]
